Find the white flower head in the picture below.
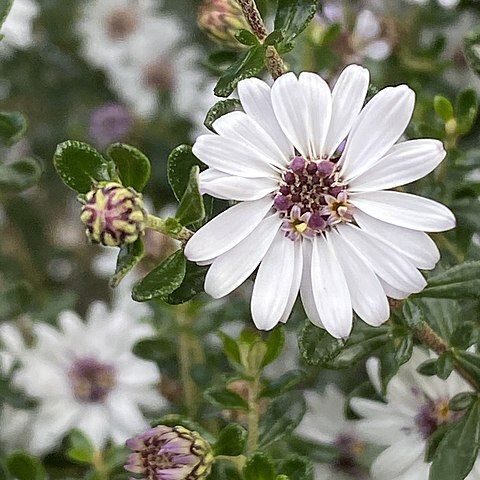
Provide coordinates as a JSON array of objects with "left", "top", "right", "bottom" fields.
[
  {"left": 0, "top": 0, "right": 39, "bottom": 51},
  {"left": 351, "top": 349, "right": 480, "bottom": 480},
  {"left": 297, "top": 385, "right": 371, "bottom": 479},
  {"left": 185, "top": 65, "right": 455, "bottom": 339},
  {"left": 7, "top": 302, "right": 165, "bottom": 454}
]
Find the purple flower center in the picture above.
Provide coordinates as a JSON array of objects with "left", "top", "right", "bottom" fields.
[
  {"left": 69, "top": 357, "right": 116, "bottom": 403},
  {"left": 106, "top": 8, "right": 139, "bottom": 40},
  {"left": 414, "top": 398, "right": 461, "bottom": 440},
  {"left": 332, "top": 433, "right": 368, "bottom": 478},
  {"left": 274, "top": 155, "right": 353, "bottom": 240}
]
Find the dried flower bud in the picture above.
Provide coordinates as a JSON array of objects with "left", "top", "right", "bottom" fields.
[
  {"left": 125, "top": 425, "right": 214, "bottom": 480},
  {"left": 197, "top": 0, "right": 251, "bottom": 49},
  {"left": 80, "top": 182, "right": 147, "bottom": 247}
]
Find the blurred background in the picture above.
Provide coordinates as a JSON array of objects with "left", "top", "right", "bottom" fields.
[{"left": 1, "top": 0, "right": 480, "bottom": 478}]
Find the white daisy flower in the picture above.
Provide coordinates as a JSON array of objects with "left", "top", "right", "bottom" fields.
[
  {"left": 185, "top": 65, "right": 455, "bottom": 338},
  {"left": 297, "top": 385, "right": 371, "bottom": 479},
  {"left": 7, "top": 302, "right": 165, "bottom": 454},
  {"left": 351, "top": 349, "right": 480, "bottom": 480},
  {"left": 0, "top": 0, "right": 39, "bottom": 51}
]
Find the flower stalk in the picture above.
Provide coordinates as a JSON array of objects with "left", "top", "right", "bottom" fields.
[
  {"left": 246, "top": 374, "right": 261, "bottom": 453},
  {"left": 145, "top": 214, "right": 193, "bottom": 245},
  {"left": 236, "top": 0, "right": 287, "bottom": 79}
]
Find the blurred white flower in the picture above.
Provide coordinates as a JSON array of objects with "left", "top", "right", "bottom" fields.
[
  {"left": 0, "top": 0, "right": 38, "bottom": 51},
  {"left": 185, "top": 65, "right": 454, "bottom": 338},
  {"left": 351, "top": 348, "right": 480, "bottom": 480},
  {"left": 297, "top": 385, "right": 371, "bottom": 480},
  {"left": 6, "top": 302, "right": 165, "bottom": 454}
]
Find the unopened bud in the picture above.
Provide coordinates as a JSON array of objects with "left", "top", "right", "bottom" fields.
[
  {"left": 197, "top": 0, "right": 251, "bottom": 49},
  {"left": 125, "top": 425, "right": 214, "bottom": 480},
  {"left": 80, "top": 182, "right": 147, "bottom": 247}
]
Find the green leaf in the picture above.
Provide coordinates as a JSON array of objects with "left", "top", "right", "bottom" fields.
[
  {"left": 209, "top": 461, "right": 243, "bottom": 480},
  {"left": 214, "top": 45, "right": 265, "bottom": 97},
  {"left": 417, "top": 358, "right": 437, "bottom": 376},
  {"left": 456, "top": 89, "right": 478, "bottom": 134},
  {"left": 259, "top": 392, "right": 306, "bottom": 448},
  {"left": 0, "top": 281, "right": 32, "bottom": 321},
  {"left": 0, "top": 111, "right": 27, "bottom": 146},
  {"left": 167, "top": 144, "right": 201, "bottom": 202},
  {"left": 464, "top": 26, "right": 480, "bottom": 78},
  {"left": 218, "top": 332, "right": 242, "bottom": 365},
  {"left": 6, "top": 452, "right": 45, "bottom": 480},
  {"left": 418, "top": 298, "right": 457, "bottom": 340},
  {"left": 106, "top": 143, "right": 151, "bottom": 192},
  {"left": 449, "top": 392, "right": 477, "bottom": 412},
  {"left": 450, "top": 323, "right": 474, "bottom": 349},
  {"left": 434, "top": 95, "right": 454, "bottom": 123},
  {"left": 0, "top": 0, "right": 13, "bottom": 29},
  {"left": 429, "top": 401, "right": 480, "bottom": 480},
  {"left": 213, "top": 424, "right": 247, "bottom": 456},
  {"left": 436, "top": 351, "right": 454, "bottom": 380},
  {"left": 132, "top": 249, "right": 186, "bottom": 301},
  {"left": 262, "top": 326, "right": 285, "bottom": 367},
  {"left": 133, "top": 337, "right": 176, "bottom": 363},
  {"left": 418, "top": 262, "right": 480, "bottom": 299},
  {"left": 67, "top": 430, "right": 95, "bottom": 464},
  {"left": 53, "top": 140, "right": 113, "bottom": 194},
  {"left": 278, "top": 456, "right": 314, "bottom": 480},
  {"left": 299, "top": 320, "right": 389, "bottom": 368},
  {"left": 166, "top": 261, "right": 208, "bottom": 304},
  {"left": 402, "top": 299, "right": 425, "bottom": 330},
  {"left": 235, "top": 29, "right": 259, "bottom": 46},
  {"left": 204, "top": 99, "right": 243, "bottom": 132},
  {"left": 109, "top": 239, "right": 145, "bottom": 288},
  {"left": 175, "top": 166, "right": 205, "bottom": 226},
  {"left": 453, "top": 351, "right": 480, "bottom": 385},
  {"left": 261, "top": 369, "right": 304, "bottom": 398},
  {"left": 204, "top": 386, "right": 248, "bottom": 410},
  {"left": 244, "top": 453, "right": 276, "bottom": 480},
  {"left": 274, "top": 0, "right": 318, "bottom": 44},
  {"left": 425, "top": 423, "right": 450, "bottom": 462},
  {"left": 0, "top": 158, "right": 42, "bottom": 191}
]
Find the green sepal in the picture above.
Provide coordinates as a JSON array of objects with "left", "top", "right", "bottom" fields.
[
  {"left": 132, "top": 249, "right": 186, "bottom": 302},
  {"left": 214, "top": 45, "right": 266, "bottom": 97},
  {"left": 67, "top": 430, "right": 96, "bottom": 465},
  {"left": 167, "top": 144, "right": 201, "bottom": 202},
  {"left": 204, "top": 99, "right": 243, "bottom": 132},
  {"left": 244, "top": 452, "right": 276, "bottom": 480},
  {"left": 0, "top": 111, "right": 27, "bottom": 146},
  {"left": 212, "top": 423, "right": 247, "bottom": 456},
  {"left": 274, "top": 0, "right": 318, "bottom": 44},
  {"left": 106, "top": 143, "right": 151, "bottom": 192},
  {"left": 429, "top": 401, "right": 480, "bottom": 480},
  {"left": 53, "top": 140, "right": 114, "bottom": 194},
  {"left": 0, "top": 158, "right": 42, "bottom": 191},
  {"left": 6, "top": 452, "right": 46, "bottom": 480},
  {"left": 109, "top": 239, "right": 145, "bottom": 288},
  {"left": 175, "top": 166, "right": 205, "bottom": 226}
]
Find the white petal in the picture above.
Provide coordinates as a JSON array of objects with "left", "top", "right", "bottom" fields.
[
  {"left": 380, "top": 279, "right": 410, "bottom": 299},
  {"left": 237, "top": 77, "right": 293, "bottom": 157},
  {"left": 251, "top": 232, "right": 295, "bottom": 330},
  {"left": 199, "top": 169, "right": 277, "bottom": 201},
  {"left": 271, "top": 72, "right": 310, "bottom": 158},
  {"left": 204, "top": 214, "right": 282, "bottom": 298},
  {"left": 341, "top": 85, "right": 415, "bottom": 181},
  {"left": 184, "top": 196, "right": 273, "bottom": 262},
  {"left": 298, "top": 72, "right": 332, "bottom": 158},
  {"left": 329, "top": 230, "right": 389, "bottom": 326},
  {"left": 300, "top": 240, "right": 324, "bottom": 328},
  {"left": 371, "top": 439, "right": 425, "bottom": 479},
  {"left": 213, "top": 111, "right": 289, "bottom": 167},
  {"left": 193, "top": 134, "right": 278, "bottom": 178},
  {"left": 77, "top": 405, "right": 110, "bottom": 449},
  {"left": 350, "top": 190, "right": 456, "bottom": 232},
  {"left": 338, "top": 224, "right": 427, "bottom": 294},
  {"left": 324, "top": 64, "right": 369, "bottom": 157},
  {"left": 349, "top": 139, "right": 446, "bottom": 191},
  {"left": 279, "top": 240, "right": 303, "bottom": 324},
  {"left": 311, "top": 235, "right": 353, "bottom": 338},
  {"left": 354, "top": 210, "right": 440, "bottom": 269}
]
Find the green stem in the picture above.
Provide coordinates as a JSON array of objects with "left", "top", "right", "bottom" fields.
[
  {"left": 145, "top": 214, "right": 193, "bottom": 245},
  {"left": 237, "top": 0, "right": 288, "bottom": 80},
  {"left": 175, "top": 306, "right": 205, "bottom": 417},
  {"left": 415, "top": 323, "right": 480, "bottom": 390},
  {"left": 93, "top": 450, "right": 108, "bottom": 480},
  {"left": 246, "top": 375, "right": 261, "bottom": 453}
]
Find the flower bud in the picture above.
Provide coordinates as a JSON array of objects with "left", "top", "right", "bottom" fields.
[
  {"left": 80, "top": 182, "right": 147, "bottom": 247},
  {"left": 197, "top": 0, "right": 251, "bottom": 49},
  {"left": 125, "top": 425, "right": 214, "bottom": 480}
]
